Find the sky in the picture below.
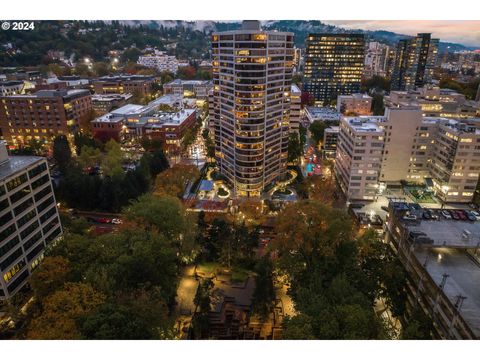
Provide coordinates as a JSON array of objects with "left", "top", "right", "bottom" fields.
[{"left": 323, "top": 20, "right": 480, "bottom": 48}]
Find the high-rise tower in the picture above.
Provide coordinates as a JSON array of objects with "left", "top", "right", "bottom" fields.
[{"left": 210, "top": 21, "right": 294, "bottom": 197}]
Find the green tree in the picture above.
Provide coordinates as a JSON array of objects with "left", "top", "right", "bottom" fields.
[
  {"left": 77, "top": 145, "right": 102, "bottom": 170},
  {"left": 53, "top": 135, "right": 72, "bottom": 173},
  {"left": 29, "top": 256, "right": 71, "bottom": 299},
  {"left": 101, "top": 139, "right": 124, "bottom": 178},
  {"left": 287, "top": 133, "right": 303, "bottom": 164},
  {"left": 372, "top": 94, "right": 385, "bottom": 116},
  {"left": 309, "top": 120, "right": 327, "bottom": 146}
]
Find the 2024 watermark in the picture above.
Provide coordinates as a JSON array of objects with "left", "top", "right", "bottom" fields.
[{"left": 1, "top": 21, "right": 35, "bottom": 31}]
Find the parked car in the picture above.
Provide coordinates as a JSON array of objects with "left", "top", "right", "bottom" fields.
[
  {"left": 450, "top": 210, "right": 460, "bottom": 220},
  {"left": 441, "top": 210, "right": 452, "bottom": 219},
  {"left": 457, "top": 210, "right": 467, "bottom": 221},
  {"left": 466, "top": 211, "right": 477, "bottom": 221},
  {"left": 425, "top": 209, "right": 438, "bottom": 220},
  {"left": 422, "top": 211, "right": 431, "bottom": 220},
  {"left": 111, "top": 218, "right": 123, "bottom": 225},
  {"left": 470, "top": 211, "right": 480, "bottom": 220}
]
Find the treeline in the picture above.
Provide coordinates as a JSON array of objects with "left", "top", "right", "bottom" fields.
[
  {"left": 0, "top": 20, "right": 210, "bottom": 67},
  {"left": 19, "top": 194, "right": 197, "bottom": 339},
  {"left": 53, "top": 134, "right": 169, "bottom": 213}
]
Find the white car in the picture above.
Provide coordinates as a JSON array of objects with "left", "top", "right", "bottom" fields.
[{"left": 111, "top": 218, "right": 123, "bottom": 225}]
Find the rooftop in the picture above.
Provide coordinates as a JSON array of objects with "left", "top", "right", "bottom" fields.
[
  {"left": 413, "top": 247, "right": 480, "bottom": 338},
  {"left": 344, "top": 116, "right": 384, "bottom": 133},
  {"left": 0, "top": 155, "right": 44, "bottom": 181},
  {"left": 405, "top": 217, "right": 480, "bottom": 249}
]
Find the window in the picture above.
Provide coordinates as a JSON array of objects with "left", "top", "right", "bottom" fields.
[{"left": 6, "top": 173, "right": 28, "bottom": 192}]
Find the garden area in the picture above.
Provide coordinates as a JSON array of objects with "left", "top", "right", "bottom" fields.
[{"left": 403, "top": 186, "right": 437, "bottom": 204}]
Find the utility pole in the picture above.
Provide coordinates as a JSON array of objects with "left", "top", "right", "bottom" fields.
[{"left": 448, "top": 294, "right": 467, "bottom": 339}]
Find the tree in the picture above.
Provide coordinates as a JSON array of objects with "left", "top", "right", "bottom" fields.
[
  {"left": 123, "top": 194, "right": 197, "bottom": 259},
  {"left": 53, "top": 135, "right": 72, "bottom": 173},
  {"left": 26, "top": 282, "right": 105, "bottom": 340},
  {"left": 77, "top": 145, "right": 101, "bottom": 170},
  {"left": 25, "top": 138, "right": 45, "bottom": 156},
  {"left": 154, "top": 164, "right": 199, "bottom": 198},
  {"left": 309, "top": 120, "right": 327, "bottom": 146},
  {"left": 238, "top": 199, "right": 265, "bottom": 226},
  {"left": 361, "top": 75, "right": 391, "bottom": 93},
  {"left": 206, "top": 137, "right": 215, "bottom": 161},
  {"left": 101, "top": 139, "right": 124, "bottom": 178},
  {"left": 299, "top": 124, "right": 307, "bottom": 149},
  {"left": 251, "top": 258, "right": 276, "bottom": 319},
  {"left": 74, "top": 131, "right": 99, "bottom": 155},
  {"left": 79, "top": 302, "right": 157, "bottom": 339},
  {"left": 299, "top": 176, "right": 337, "bottom": 205},
  {"left": 400, "top": 308, "right": 434, "bottom": 340},
  {"left": 372, "top": 94, "right": 385, "bottom": 116},
  {"left": 144, "top": 149, "right": 170, "bottom": 178},
  {"left": 282, "top": 314, "right": 316, "bottom": 339},
  {"left": 301, "top": 91, "right": 315, "bottom": 107},
  {"left": 29, "top": 256, "right": 71, "bottom": 299},
  {"left": 287, "top": 133, "right": 303, "bottom": 164}
]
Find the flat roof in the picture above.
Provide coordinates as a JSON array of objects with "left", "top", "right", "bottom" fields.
[
  {"left": 413, "top": 247, "right": 480, "bottom": 337},
  {"left": 405, "top": 219, "right": 480, "bottom": 249},
  {"left": 111, "top": 104, "right": 146, "bottom": 116},
  {"left": 0, "top": 156, "right": 44, "bottom": 181}
]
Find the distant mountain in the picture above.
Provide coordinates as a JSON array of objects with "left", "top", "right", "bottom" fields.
[{"left": 119, "top": 20, "right": 472, "bottom": 52}]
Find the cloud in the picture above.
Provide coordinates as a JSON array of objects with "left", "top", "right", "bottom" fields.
[{"left": 322, "top": 20, "right": 480, "bottom": 47}]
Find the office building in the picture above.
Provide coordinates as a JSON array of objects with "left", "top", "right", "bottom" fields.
[
  {"left": 211, "top": 20, "right": 294, "bottom": 197},
  {"left": 391, "top": 33, "right": 439, "bottom": 91},
  {"left": 91, "top": 95, "right": 195, "bottom": 151},
  {"left": 322, "top": 126, "right": 340, "bottom": 159},
  {"left": 0, "top": 141, "right": 62, "bottom": 301},
  {"left": 337, "top": 93, "right": 372, "bottom": 115},
  {"left": 93, "top": 75, "right": 155, "bottom": 97},
  {"left": 335, "top": 107, "right": 480, "bottom": 202},
  {"left": 305, "top": 106, "right": 341, "bottom": 123},
  {"left": 0, "top": 89, "right": 92, "bottom": 148},
  {"left": 91, "top": 93, "right": 133, "bottom": 115},
  {"left": 164, "top": 79, "right": 213, "bottom": 100},
  {"left": 303, "top": 33, "right": 364, "bottom": 105},
  {"left": 385, "top": 86, "right": 480, "bottom": 119},
  {"left": 386, "top": 201, "right": 480, "bottom": 339}
]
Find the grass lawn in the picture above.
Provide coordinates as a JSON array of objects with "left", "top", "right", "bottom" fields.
[{"left": 231, "top": 267, "right": 249, "bottom": 283}]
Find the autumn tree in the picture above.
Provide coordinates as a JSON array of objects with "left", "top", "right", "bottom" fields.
[
  {"left": 29, "top": 256, "right": 71, "bottom": 300},
  {"left": 26, "top": 282, "right": 105, "bottom": 340},
  {"left": 299, "top": 175, "right": 337, "bottom": 205},
  {"left": 154, "top": 164, "right": 199, "bottom": 198}
]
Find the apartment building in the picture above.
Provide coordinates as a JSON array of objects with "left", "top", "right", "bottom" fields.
[
  {"left": 335, "top": 106, "right": 480, "bottom": 203},
  {"left": 337, "top": 93, "right": 373, "bottom": 115},
  {"left": 391, "top": 33, "right": 439, "bottom": 91},
  {"left": 0, "top": 89, "right": 92, "bottom": 148},
  {"left": 0, "top": 141, "right": 62, "bottom": 301},
  {"left": 211, "top": 20, "right": 294, "bottom": 197},
  {"left": 303, "top": 33, "right": 364, "bottom": 105},
  {"left": 0, "top": 81, "right": 24, "bottom": 96},
  {"left": 364, "top": 41, "right": 395, "bottom": 78},
  {"left": 335, "top": 116, "right": 385, "bottom": 200},
  {"left": 385, "top": 86, "right": 479, "bottom": 119},
  {"left": 164, "top": 79, "right": 213, "bottom": 100},
  {"left": 137, "top": 51, "right": 179, "bottom": 74},
  {"left": 289, "top": 84, "right": 302, "bottom": 134}
]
